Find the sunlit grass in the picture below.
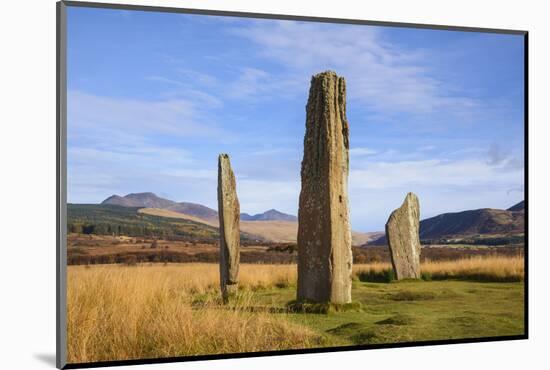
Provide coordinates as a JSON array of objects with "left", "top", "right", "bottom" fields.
[{"left": 67, "top": 256, "right": 524, "bottom": 363}]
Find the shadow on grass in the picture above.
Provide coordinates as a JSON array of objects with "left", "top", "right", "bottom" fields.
[
  {"left": 190, "top": 299, "right": 290, "bottom": 313},
  {"left": 357, "top": 269, "right": 522, "bottom": 283}
]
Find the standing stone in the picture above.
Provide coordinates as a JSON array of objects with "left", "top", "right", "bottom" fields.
[
  {"left": 385, "top": 192, "right": 421, "bottom": 280},
  {"left": 297, "top": 71, "right": 352, "bottom": 304},
  {"left": 217, "top": 154, "right": 240, "bottom": 303}
]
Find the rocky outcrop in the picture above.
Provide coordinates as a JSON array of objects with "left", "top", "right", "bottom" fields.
[
  {"left": 217, "top": 154, "right": 240, "bottom": 303},
  {"left": 297, "top": 71, "right": 352, "bottom": 304},
  {"left": 385, "top": 192, "right": 421, "bottom": 280}
]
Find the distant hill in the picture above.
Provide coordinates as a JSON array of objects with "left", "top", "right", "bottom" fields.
[
  {"left": 370, "top": 201, "right": 525, "bottom": 245},
  {"left": 167, "top": 202, "right": 218, "bottom": 221},
  {"left": 240, "top": 209, "right": 297, "bottom": 222},
  {"left": 507, "top": 200, "right": 525, "bottom": 212},
  {"left": 102, "top": 192, "right": 294, "bottom": 222},
  {"left": 419, "top": 207, "right": 524, "bottom": 239},
  {"left": 102, "top": 192, "right": 177, "bottom": 209}
]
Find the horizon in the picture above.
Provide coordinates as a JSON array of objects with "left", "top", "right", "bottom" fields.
[
  {"left": 67, "top": 8, "right": 525, "bottom": 231},
  {"left": 69, "top": 191, "right": 524, "bottom": 231}
]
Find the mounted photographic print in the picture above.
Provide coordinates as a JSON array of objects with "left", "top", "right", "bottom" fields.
[{"left": 56, "top": 1, "right": 527, "bottom": 368}]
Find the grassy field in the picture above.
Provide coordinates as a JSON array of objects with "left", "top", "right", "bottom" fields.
[{"left": 67, "top": 257, "right": 525, "bottom": 364}]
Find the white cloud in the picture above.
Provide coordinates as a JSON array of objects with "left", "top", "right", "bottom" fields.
[
  {"left": 350, "top": 147, "right": 378, "bottom": 157},
  {"left": 228, "top": 20, "right": 497, "bottom": 123}
]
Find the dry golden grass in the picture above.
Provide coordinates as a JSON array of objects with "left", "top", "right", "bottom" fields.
[
  {"left": 67, "top": 264, "right": 315, "bottom": 363},
  {"left": 421, "top": 255, "right": 524, "bottom": 281},
  {"left": 67, "top": 256, "right": 523, "bottom": 363},
  {"left": 353, "top": 255, "right": 524, "bottom": 282}
]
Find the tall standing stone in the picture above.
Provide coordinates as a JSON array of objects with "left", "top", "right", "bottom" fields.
[
  {"left": 297, "top": 71, "right": 352, "bottom": 304},
  {"left": 217, "top": 154, "right": 240, "bottom": 303},
  {"left": 385, "top": 192, "right": 421, "bottom": 280}
]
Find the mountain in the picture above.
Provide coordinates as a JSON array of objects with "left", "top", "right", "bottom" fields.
[
  {"left": 507, "top": 200, "right": 525, "bottom": 212},
  {"left": 419, "top": 207, "right": 524, "bottom": 239},
  {"left": 102, "top": 193, "right": 217, "bottom": 221},
  {"left": 240, "top": 209, "right": 297, "bottom": 222},
  {"left": 370, "top": 201, "right": 525, "bottom": 245},
  {"left": 101, "top": 193, "right": 296, "bottom": 222},
  {"left": 167, "top": 202, "right": 218, "bottom": 221},
  {"left": 102, "top": 192, "right": 177, "bottom": 209}
]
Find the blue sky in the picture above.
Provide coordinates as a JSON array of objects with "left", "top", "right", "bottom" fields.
[{"left": 67, "top": 7, "right": 525, "bottom": 231}]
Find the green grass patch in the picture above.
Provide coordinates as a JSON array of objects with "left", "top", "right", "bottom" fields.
[{"left": 247, "top": 280, "right": 524, "bottom": 347}]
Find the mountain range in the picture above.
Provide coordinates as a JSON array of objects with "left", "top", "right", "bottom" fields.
[
  {"left": 99, "top": 192, "right": 375, "bottom": 245},
  {"left": 98, "top": 192, "right": 524, "bottom": 245},
  {"left": 102, "top": 192, "right": 294, "bottom": 222}
]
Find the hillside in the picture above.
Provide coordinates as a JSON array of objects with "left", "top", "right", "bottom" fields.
[
  {"left": 507, "top": 201, "right": 525, "bottom": 212},
  {"left": 102, "top": 192, "right": 177, "bottom": 208},
  {"left": 167, "top": 202, "right": 218, "bottom": 221},
  {"left": 68, "top": 204, "right": 219, "bottom": 240},
  {"left": 370, "top": 201, "right": 525, "bottom": 245},
  {"left": 419, "top": 207, "right": 524, "bottom": 239},
  {"left": 139, "top": 207, "right": 296, "bottom": 243},
  {"left": 138, "top": 208, "right": 218, "bottom": 227},
  {"left": 139, "top": 207, "right": 373, "bottom": 245}
]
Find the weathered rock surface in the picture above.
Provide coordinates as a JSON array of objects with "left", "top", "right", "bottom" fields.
[
  {"left": 297, "top": 71, "right": 352, "bottom": 304},
  {"left": 217, "top": 154, "right": 240, "bottom": 302},
  {"left": 386, "top": 192, "right": 421, "bottom": 280}
]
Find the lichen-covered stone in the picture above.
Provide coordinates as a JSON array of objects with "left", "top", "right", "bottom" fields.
[
  {"left": 386, "top": 192, "right": 421, "bottom": 280},
  {"left": 217, "top": 154, "right": 240, "bottom": 303},
  {"left": 297, "top": 71, "right": 352, "bottom": 304}
]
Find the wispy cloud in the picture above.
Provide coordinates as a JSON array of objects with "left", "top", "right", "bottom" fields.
[
  {"left": 68, "top": 90, "right": 224, "bottom": 138},
  {"left": 487, "top": 143, "right": 524, "bottom": 170},
  {"left": 350, "top": 147, "right": 378, "bottom": 157},
  {"left": 151, "top": 66, "right": 300, "bottom": 103},
  {"left": 350, "top": 157, "right": 522, "bottom": 190},
  {"left": 228, "top": 21, "right": 473, "bottom": 116}
]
